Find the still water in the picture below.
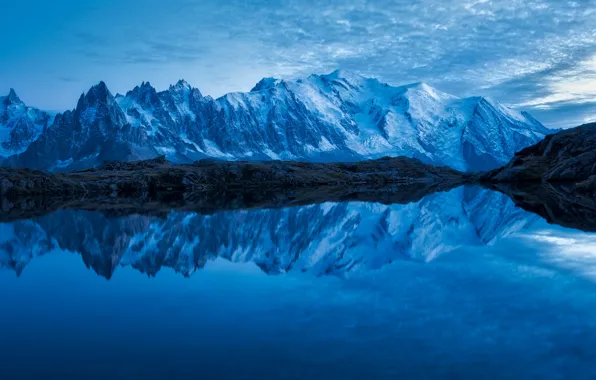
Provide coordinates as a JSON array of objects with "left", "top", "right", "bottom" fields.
[{"left": 2, "top": 186, "right": 596, "bottom": 379}]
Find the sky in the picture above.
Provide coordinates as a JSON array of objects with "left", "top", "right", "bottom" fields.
[{"left": 1, "top": 0, "right": 595, "bottom": 129}]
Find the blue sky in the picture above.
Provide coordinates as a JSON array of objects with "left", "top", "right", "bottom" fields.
[{"left": 1, "top": 0, "right": 595, "bottom": 128}]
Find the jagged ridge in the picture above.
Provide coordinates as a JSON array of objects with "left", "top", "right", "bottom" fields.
[{"left": 4, "top": 71, "right": 551, "bottom": 172}]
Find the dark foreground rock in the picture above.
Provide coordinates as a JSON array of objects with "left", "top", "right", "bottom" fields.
[
  {"left": 489, "top": 182, "right": 596, "bottom": 232},
  {"left": 0, "top": 155, "right": 471, "bottom": 221},
  {"left": 485, "top": 122, "right": 596, "bottom": 195},
  {"left": 0, "top": 155, "right": 470, "bottom": 199},
  {"left": 0, "top": 182, "right": 464, "bottom": 223}
]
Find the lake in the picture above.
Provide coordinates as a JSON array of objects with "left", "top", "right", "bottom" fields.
[{"left": 2, "top": 186, "right": 596, "bottom": 379}]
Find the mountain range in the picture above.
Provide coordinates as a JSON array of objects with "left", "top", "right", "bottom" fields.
[
  {"left": 1, "top": 70, "right": 552, "bottom": 172},
  {"left": 0, "top": 187, "right": 537, "bottom": 279}
]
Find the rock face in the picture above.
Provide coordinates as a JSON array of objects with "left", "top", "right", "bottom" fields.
[
  {"left": 487, "top": 122, "right": 596, "bottom": 193},
  {"left": 0, "top": 187, "right": 536, "bottom": 279},
  {"left": 0, "top": 89, "right": 52, "bottom": 158},
  {"left": 5, "top": 71, "right": 550, "bottom": 172}
]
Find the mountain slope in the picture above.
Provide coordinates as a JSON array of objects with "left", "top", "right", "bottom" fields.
[
  {"left": 6, "top": 71, "right": 551, "bottom": 171},
  {"left": 0, "top": 89, "right": 52, "bottom": 158}
]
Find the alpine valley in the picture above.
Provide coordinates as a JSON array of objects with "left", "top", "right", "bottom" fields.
[{"left": 1, "top": 70, "right": 552, "bottom": 172}]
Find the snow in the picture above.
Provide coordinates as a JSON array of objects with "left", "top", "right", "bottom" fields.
[
  {"left": 180, "top": 135, "right": 203, "bottom": 153},
  {"left": 251, "top": 77, "right": 281, "bottom": 92},
  {"left": 202, "top": 139, "right": 236, "bottom": 159},
  {"left": 319, "top": 137, "right": 337, "bottom": 151},
  {"left": 116, "top": 96, "right": 160, "bottom": 135},
  {"left": 55, "top": 158, "right": 73, "bottom": 168},
  {"left": 262, "top": 148, "right": 281, "bottom": 160},
  {"left": 155, "top": 146, "right": 177, "bottom": 156},
  {"left": 484, "top": 97, "right": 529, "bottom": 123}
]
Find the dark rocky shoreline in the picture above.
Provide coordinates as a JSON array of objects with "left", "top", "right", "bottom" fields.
[
  {"left": 0, "top": 155, "right": 471, "bottom": 221},
  {"left": 484, "top": 122, "right": 596, "bottom": 195},
  {"left": 0, "top": 155, "right": 471, "bottom": 198},
  {"left": 0, "top": 181, "right": 467, "bottom": 223}
]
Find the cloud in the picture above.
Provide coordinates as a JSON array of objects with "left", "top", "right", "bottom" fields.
[
  {"left": 58, "top": 77, "right": 80, "bottom": 83},
  {"left": 517, "top": 227, "right": 596, "bottom": 280},
  {"left": 3, "top": 0, "right": 596, "bottom": 127}
]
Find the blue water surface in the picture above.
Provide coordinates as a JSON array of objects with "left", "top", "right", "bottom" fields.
[{"left": 2, "top": 187, "right": 596, "bottom": 379}]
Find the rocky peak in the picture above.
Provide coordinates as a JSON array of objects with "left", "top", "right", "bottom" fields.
[
  {"left": 168, "top": 79, "right": 202, "bottom": 98},
  {"left": 74, "top": 81, "right": 126, "bottom": 129},
  {"left": 3, "top": 88, "right": 22, "bottom": 106},
  {"left": 125, "top": 81, "right": 161, "bottom": 108},
  {"left": 76, "top": 81, "right": 115, "bottom": 110},
  {"left": 170, "top": 79, "right": 190, "bottom": 91}
]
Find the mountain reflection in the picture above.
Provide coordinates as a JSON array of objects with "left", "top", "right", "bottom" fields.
[{"left": 0, "top": 187, "right": 538, "bottom": 279}]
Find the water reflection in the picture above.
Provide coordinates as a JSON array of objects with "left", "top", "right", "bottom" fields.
[
  {"left": 1, "top": 187, "right": 537, "bottom": 279},
  {"left": 3, "top": 186, "right": 596, "bottom": 379}
]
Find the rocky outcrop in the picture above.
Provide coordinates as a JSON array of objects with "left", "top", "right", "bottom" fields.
[
  {"left": 0, "top": 155, "right": 470, "bottom": 200},
  {"left": 485, "top": 122, "right": 596, "bottom": 194}
]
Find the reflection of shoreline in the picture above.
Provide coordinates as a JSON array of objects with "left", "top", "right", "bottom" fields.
[
  {"left": 0, "top": 181, "right": 463, "bottom": 223},
  {"left": 489, "top": 183, "right": 596, "bottom": 233},
  {"left": 1, "top": 187, "right": 536, "bottom": 280}
]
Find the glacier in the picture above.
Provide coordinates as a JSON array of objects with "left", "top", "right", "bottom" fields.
[{"left": 4, "top": 71, "right": 552, "bottom": 172}]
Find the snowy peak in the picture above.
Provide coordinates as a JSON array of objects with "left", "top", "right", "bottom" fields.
[
  {"left": 251, "top": 77, "right": 281, "bottom": 92},
  {"left": 168, "top": 79, "right": 194, "bottom": 94},
  {"left": 163, "top": 79, "right": 203, "bottom": 100},
  {"left": 461, "top": 95, "right": 548, "bottom": 132},
  {"left": 478, "top": 97, "right": 550, "bottom": 132},
  {"left": 320, "top": 69, "right": 367, "bottom": 85},
  {"left": 401, "top": 82, "right": 456, "bottom": 102}
]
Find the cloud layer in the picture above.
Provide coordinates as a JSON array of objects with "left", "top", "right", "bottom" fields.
[{"left": 1, "top": 0, "right": 595, "bottom": 127}]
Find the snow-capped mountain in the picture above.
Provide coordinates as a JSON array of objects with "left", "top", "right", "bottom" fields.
[
  {"left": 0, "top": 89, "right": 52, "bottom": 158},
  {"left": 5, "top": 71, "right": 551, "bottom": 171},
  {"left": 0, "top": 187, "right": 538, "bottom": 279}
]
